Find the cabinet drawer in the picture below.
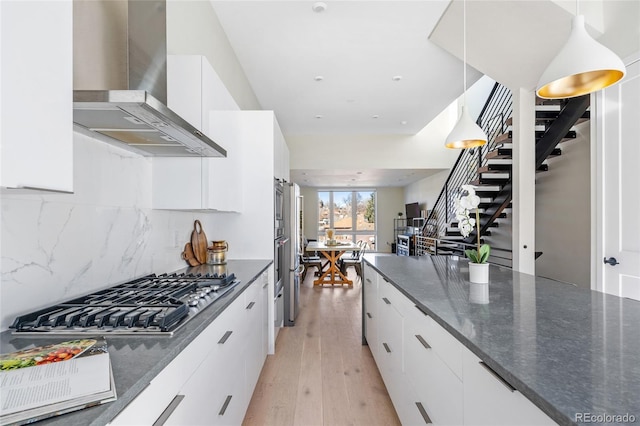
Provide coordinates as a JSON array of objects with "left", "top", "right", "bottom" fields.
[
  {"left": 378, "top": 277, "right": 407, "bottom": 317},
  {"left": 406, "top": 304, "right": 463, "bottom": 380},
  {"left": 462, "top": 350, "right": 554, "bottom": 425},
  {"left": 364, "top": 307, "right": 379, "bottom": 361},
  {"left": 164, "top": 345, "right": 246, "bottom": 426},
  {"left": 405, "top": 324, "right": 463, "bottom": 425},
  {"left": 109, "top": 296, "right": 242, "bottom": 425},
  {"left": 377, "top": 298, "right": 404, "bottom": 401}
]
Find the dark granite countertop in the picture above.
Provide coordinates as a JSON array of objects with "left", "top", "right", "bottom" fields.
[
  {"left": 0, "top": 259, "right": 272, "bottom": 426},
  {"left": 364, "top": 254, "right": 640, "bottom": 426}
]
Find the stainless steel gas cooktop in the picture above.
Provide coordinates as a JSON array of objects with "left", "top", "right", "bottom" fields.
[{"left": 10, "top": 272, "right": 240, "bottom": 336}]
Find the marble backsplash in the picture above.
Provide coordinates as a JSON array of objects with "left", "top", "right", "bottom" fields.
[{"left": 0, "top": 132, "right": 219, "bottom": 331}]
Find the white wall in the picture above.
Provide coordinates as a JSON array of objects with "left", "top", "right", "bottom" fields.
[
  {"left": 286, "top": 104, "right": 460, "bottom": 172},
  {"left": 404, "top": 170, "right": 449, "bottom": 212},
  {"left": 167, "top": 0, "right": 260, "bottom": 110},
  {"left": 376, "top": 187, "right": 406, "bottom": 252},
  {"left": 298, "top": 186, "right": 404, "bottom": 253},
  {"left": 535, "top": 121, "right": 591, "bottom": 287}
]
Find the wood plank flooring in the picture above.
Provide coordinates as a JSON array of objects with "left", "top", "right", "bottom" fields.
[{"left": 243, "top": 270, "right": 401, "bottom": 426}]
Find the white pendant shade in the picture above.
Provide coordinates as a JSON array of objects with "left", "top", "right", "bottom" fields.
[
  {"left": 536, "top": 15, "right": 626, "bottom": 99},
  {"left": 445, "top": 106, "right": 487, "bottom": 149}
]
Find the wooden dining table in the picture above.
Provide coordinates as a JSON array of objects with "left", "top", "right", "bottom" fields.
[{"left": 305, "top": 241, "right": 361, "bottom": 286}]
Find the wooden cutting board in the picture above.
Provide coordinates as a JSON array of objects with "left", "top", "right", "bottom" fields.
[
  {"left": 182, "top": 242, "right": 200, "bottom": 266},
  {"left": 191, "top": 220, "right": 208, "bottom": 264}
]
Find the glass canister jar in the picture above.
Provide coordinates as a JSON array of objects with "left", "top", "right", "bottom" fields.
[{"left": 207, "top": 240, "right": 229, "bottom": 265}]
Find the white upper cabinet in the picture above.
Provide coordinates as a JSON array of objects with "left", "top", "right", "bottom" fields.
[
  {"left": 155, "top": 56, "right": 288, "bottom": 212},
  {"left": 273, "top": 121, "right": 290, "bottom": 181},
  {"left": 153, "top": 55, "right": 242, "bottom": 211},
  {"left": 1, "top": 1, "right": 73, "bottom": 193}
]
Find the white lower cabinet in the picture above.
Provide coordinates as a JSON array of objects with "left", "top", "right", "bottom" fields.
[
  {"left": 363, "top": 266, "right": 379, "bottom": 360},
  {"left": 462, "top": 350, "right": 555, "bottom": 425},
  {"left": 367, "top": 270, "right": 555, "bottom": 426},
  {"left": 108, "top": 278, "right": 268, "bottom": 426},
  {"left": 404, "top": 306, "right": 463, "bottom": 425}
]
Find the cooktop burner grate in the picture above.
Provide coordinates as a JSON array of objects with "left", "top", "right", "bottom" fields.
[{"left": 10, "top": 272, "right": 240, "bottom": 336}]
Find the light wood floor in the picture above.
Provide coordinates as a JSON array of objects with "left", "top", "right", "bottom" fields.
[{"left": 243, "top": 269, "right": 401, "bottom": 426}]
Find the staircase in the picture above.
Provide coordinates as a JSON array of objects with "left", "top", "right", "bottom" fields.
[{"left": 418, "top": 82, "right": 590, "bottom": 264}]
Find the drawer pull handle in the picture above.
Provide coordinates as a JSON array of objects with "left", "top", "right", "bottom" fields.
[
  {"left": 366, "top": 312, "right": 372, "bottom": 319},
  {"left": 479, "top": 361, "right": 516, "bottom": 392},
  {"left": 219, "top": 395, "right": 233, "bottom": 416},
  {"left": 415, "top": 402, "right": 433, "bottom": 424},
  {"left": 246, "top": 301, "right": 255, "bottom": 310},
  {"left": 415, "top": 334, "right": 432, "bottom": 350},
  {"left": 414, "top": 304, "right": 429, "bottom": 317},
  {"left": 382, "top": 297, "right": 391, "bottom": 305},
  {"left": 383, "top": 342, "right": 391, "bottom": 353},
  {"left": 218, "top": 330, "right": 233, "bottom": 344},
  {"left": 366, "top": 278, "right": 372, "bottom": 284},
  {"left": 153, "top": 394, "right": 185, "bottom": 426},
  {"left": 383, "top": 277, "right": 389, "bottom": 283},
  {"left": 6, "top": 186, "right": 74, "bottom": 194}
]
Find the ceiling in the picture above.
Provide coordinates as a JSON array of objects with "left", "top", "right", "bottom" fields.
[
  {"left": 289, "top": 168, "right": 445, "bottom": 188},
  {"left": 210, "top": 0, "right": 639, "bottom": 187}
]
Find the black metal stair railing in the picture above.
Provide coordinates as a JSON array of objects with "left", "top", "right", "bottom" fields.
[{"left": 421, "top": 83, "right": 513, "bottom": 246}]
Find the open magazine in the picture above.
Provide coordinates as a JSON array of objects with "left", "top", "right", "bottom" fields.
[{"left": 0, "top": 337, "right": 117, "bottom": 425}]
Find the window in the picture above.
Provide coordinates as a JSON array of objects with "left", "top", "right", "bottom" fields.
[{"left": 318, "top": 190, "right": 376, "bottom": 250}]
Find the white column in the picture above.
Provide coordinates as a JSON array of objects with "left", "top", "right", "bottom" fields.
[{"left": 511, "top": 88, "right": 536, "bottom": 274}]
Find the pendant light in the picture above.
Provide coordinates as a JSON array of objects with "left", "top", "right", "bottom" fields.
[
  {"left": 445, "top": 0, "right": 487, "bottom": 149},
  {"left": 536, "top": 1, "right": 626, "bottom": 99}
]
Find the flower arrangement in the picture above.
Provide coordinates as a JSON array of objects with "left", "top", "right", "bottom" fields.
[{"left": 455, "top": 185, "right": 490, "bottom": 264}]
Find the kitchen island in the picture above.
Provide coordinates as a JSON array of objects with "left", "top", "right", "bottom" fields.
[
  {"left": 0, "top": 259, "right": 272, "bottom": 426},
  {"left": 363, "top": 254, "right": 640, "bottom": 425}
]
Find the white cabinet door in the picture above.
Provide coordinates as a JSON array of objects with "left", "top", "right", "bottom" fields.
[
  {"left": 1, "top": 0, "right": 73, "bottom": 193},
  {"left": 462, "top": 350, "right": 554, "bottom": 425},
  {"left": 167, "top": 55, "right": 204, "bottom": 131},
  {"left": 157, "top": 55, "right": 243, "bottom": 211},
  {"left": 244, "top": 280, "right": 265, "bottom": 396},
  {"left": 404, "top": 307, "right": 463, "bottom": 425},
  {"left": 205, "top": 111, "right": 244, "bottom": 212},
  {"left": 273, "top": 119, "right": 289, "bottom": 181},
  {"left": 152, "top": 157, "right": 204, "bottom": 210},
  {"left": 363, "top": 266, "right": 379, "bottom": 360},
  {"left": 376, "top": 278, "right": 407, "bottom": 418}
]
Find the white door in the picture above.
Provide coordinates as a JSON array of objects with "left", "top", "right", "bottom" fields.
[{"left": 595, "top": 53, "right": 640, "bottom": 301}]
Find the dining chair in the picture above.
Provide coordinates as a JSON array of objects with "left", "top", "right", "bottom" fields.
[
  {"left": 300, "top": 254, "right": 324, "bottom": 281},
  {"left": 339, "top": 242, "right": 367, "bottom": 281}
]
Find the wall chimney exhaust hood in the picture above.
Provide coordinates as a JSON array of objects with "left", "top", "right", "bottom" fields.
[{"left": 72, "top": 0, "right": 226, "bottom": 157}]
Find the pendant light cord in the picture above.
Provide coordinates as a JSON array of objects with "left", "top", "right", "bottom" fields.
[{"left": 463, "top": 0, "right": 467, "bottom": 105}]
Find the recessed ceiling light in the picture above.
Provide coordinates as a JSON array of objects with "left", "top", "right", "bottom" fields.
[
  {"left": 315, "top": 115, "right": 323, "bottom": 119},
  {"left": 314, "top": 75, "right": 324, "bottom": 82},
  {"left": 401, "top": 120, "right": 408, "bottom": 125},
  {"left": 392, "top": 75, "right": 402, "bottom": 81},
  {"left": 372, "top": 115, "right": 379, "bottom": 119},
  {"left": 346, "top": 99, "right": 356, "bottom": 103},
  {"left": 312, "top": 2, "right": 327, "bottom": 13}
]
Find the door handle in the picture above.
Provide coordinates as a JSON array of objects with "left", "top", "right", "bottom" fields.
[{"left": 604, "top": 257, "right": 619, "bottom": 266}]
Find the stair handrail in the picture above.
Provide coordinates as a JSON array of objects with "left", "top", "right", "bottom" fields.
[{"left": 422, "top": 82, "right": 512, "bottom": 241}]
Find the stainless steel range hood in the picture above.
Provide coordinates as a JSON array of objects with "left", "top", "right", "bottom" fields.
[{"left": 73, "top": 0, "right": 226, "bottom": 157}]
